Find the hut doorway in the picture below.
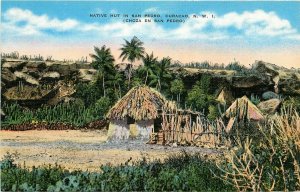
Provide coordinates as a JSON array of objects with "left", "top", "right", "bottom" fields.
[
  {"left": 127, "top": 116, "right": 135, "bottom": 124},
  {"left": 154, "top": 117, "right": 162, "bottom": 132}
]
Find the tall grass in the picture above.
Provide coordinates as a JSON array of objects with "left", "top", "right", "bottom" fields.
[
  {"left": 2, "top": 98, "right": 110, "bottom": 127},
  {"left": 218, "top": 106, "right": 300, "bottom": 191}
]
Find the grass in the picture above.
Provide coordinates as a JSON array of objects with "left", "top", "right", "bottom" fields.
[
  {"left": 1, "top": 99, "right": 110, "bottom": 127},
  {"left": 1, "top": 107, "right": 299, "bottom": 191},
  {"left": 218, "top": 106, "right": 300, "bottom": 191},
  {"left": 0, "top": 151, "right": 233, "bottom": 191}
]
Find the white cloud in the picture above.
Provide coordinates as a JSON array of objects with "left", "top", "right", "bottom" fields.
[
  {"left": 170, "top": 12, "right": 213, "bottom": 39},
  {"left": 213, "top": 10, "right": 296, "bottom": 36},
  {"left": 144, "top": 7, "right": 159, "bottom": 13},
  {"left": 81, "top": 20, "right": 167, "bottom": 39},
  {"left": 143, "top": 7, "right": 168, "bottom": 15},
  {"left": 286, "top": 34, "right": 300, "bottom": 40},
  {"left": 3, "top": 8, "right": 79, "bottom": 33},
  {"left": 2, "top": 8, "right": 299, "bottom": 41},
  {"left": 2, "top": 22, "right": 41, "bottom": 36},
  {"left": 110, "top": 9, "right": 118, "bottom": 14}
]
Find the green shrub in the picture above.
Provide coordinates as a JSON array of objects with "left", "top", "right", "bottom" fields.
[
  {"left": 1, "top": 152, "right": 233, "bottom": 191},
  {"left": 250, "top": 94, "right": 261, "bottom": 105},
  {"left": 208, "top": 105, "right": 219, "bottom": 120},
  {"left": 74, "top": 82, "right": 103, "bottom": 106},
  {"left": 94, "top": 97, "right": 111, "bottom": 119},
  {"left": 283, "top": 96, "right": 300, "bottom": 111},
  {"left": 2, "top": 100, "right": 111, "bottom": 127}
]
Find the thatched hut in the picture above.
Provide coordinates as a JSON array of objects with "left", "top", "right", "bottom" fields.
[
  {"left": 216, "top": 88, "right": 234, "bottom": 105},
  {"left": 106, "top": 86, "right": 176, "bottom": 140},
  {"left": 225, "top": 95, "right": 264, "bottom": 121}
]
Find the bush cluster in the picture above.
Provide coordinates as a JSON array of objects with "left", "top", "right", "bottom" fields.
[
  {"left": 1, "top": 152, "right": 233, "bottom": 191},
  {"left": 2, "top": 98, "right": 110, "bottom": 127}
]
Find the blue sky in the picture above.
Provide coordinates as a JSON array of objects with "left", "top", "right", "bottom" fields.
[{"left": 1, "top": 1, "right": 300, "bottom": 67}]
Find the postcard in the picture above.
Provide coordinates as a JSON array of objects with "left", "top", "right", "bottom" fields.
[{"left": 1, "top": 1, "right": 300, "bottom": 191}]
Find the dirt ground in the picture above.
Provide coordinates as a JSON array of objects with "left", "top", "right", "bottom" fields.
[{"left": 0, "top": 130, "right": 220, "bottom": 171}]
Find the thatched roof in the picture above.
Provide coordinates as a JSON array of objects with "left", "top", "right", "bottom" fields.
[
  {"left": 106, "top": 86, "right": 176, "bottom": 120},
  {"left": 216, "top": 88, "right": 234, "bottom": 105},
  {"left": 225, "top": 96, "right": 264, "bottom": 121}
]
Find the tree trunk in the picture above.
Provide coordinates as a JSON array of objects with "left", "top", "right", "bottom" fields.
[
  {"left": 118, "top": 84, "right": 122, "bottom": 99},
  {"left": 113, "top": 83, "right": 117, "bottom": 98},
  {"left": 103, "top": 75, "right": 106, "bottom": 97},
  {"left": 128, "top": 63, "right": 132, "bottom": 89},
  {"left": 157, "top": 79, "right": 161, "bottom": 91},
  {"left": 145, "top": 70, "right": 148, "bottom": 85}
]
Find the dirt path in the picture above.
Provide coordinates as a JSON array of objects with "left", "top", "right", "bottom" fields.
[{"left": 0, "top": 130, "right": 220, "bottom": 171}]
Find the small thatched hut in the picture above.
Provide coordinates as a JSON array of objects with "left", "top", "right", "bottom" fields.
[
  {"left": 216, "top": 88, "right": 234, "bottom": 105},
  {"left": 106, "top": 86, "right": 176, "bottom": 140},
  {"left": 225, "top": 95, "right": 264, "bottom": 121}
]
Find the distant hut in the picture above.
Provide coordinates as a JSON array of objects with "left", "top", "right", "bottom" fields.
[
  {"left": 106, "top": 86, "right": 176, "bottom": 140},
  {"left": 225, "top": 95, "right": 264, "bottom": 121},
  {"left": 216, "top": 88, "right": 234, "bottom": 105}
]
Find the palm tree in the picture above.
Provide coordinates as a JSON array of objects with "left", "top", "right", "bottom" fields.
[
  {"left": 139, "top": 52, "right": 158, "bottom": 85},
  {"left": 90, "top": 45, "right": 115, "bottom": 97},
  {"left": 119, "top": 36, "right": 145, "bottom": 89},
  {"left": 111, "top": 71, "right": 123, "bottom": 99},
  {"left": 149, "top": 57, "right": 172, "bottom": 91}
]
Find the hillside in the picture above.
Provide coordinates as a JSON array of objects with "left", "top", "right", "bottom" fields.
[{"left": 1, "top": 58, "right": 300, "bottom": 108}]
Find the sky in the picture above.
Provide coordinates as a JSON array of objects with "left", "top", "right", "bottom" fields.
[{"left": 1, "top": 1, "right": 300, "bottom": 68}]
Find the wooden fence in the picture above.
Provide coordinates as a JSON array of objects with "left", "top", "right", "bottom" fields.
[{"left": 149, "top": 110, "right": 231, "bottom": 147}]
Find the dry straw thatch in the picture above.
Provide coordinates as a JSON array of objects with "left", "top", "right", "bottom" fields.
[
  {"left": 106, "top": 86, "right": 176, "bottom": 120},
  {"left": 225, "top": 95, "right": 264, "bottom": 121},
  {"left": 216, "top": 88, "right": 234, "bottom": 105}
]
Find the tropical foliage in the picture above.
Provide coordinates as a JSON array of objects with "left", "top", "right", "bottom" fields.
[
  {"left": 1, "top": 152, "right": 233, "bottom": 191},
  {"left": 2, "top": 100, "right": 110, "bottom": 127},
  {"left": 90, "top": 45, "right": 116, "bottom": 97},
  {"left": 2, "top": 108, "right": 299, "bottom": 191},
  {"left": 119, "top": 36, "right": 145, "bottom": 88},
  {"left": 138, "top": 52, "right": 158, "bottom": 85},
  {"left": 170, "top": 78, "right": 185, "bottom": 104},
  {"left": 187, "top": 75, "right": 215, "bottom": 113}
]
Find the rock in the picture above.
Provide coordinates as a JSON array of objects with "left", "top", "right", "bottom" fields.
[
  {"left": 87, "top": 69, "right": 97, "bottom": 75},
  {"left": 78, "top": 69, "right": 95, "bottom": 82},
  {"left": 253, "top": 60, "right": 300, "bottom": 95},
  {"left": 41, "top": 72, "right": 60, "bottom": 81},
  {"left": 26, "top": 61, "right": 47, "bottom": 71},
  {"left": 1, "top": 81, "right": 6, "bottom": 92},
  {"left": 75, "top": 63, "right": 92, "bottom": 69},
  {"left": 2, "top": 60, "right": 27, "bottom": 71},
  {"left": 258, "top": 99, "right": 281, "bottom": 114},
  {"left": 253, "top": 60, "right": 279, "bottom": 77},
  {"left": 3, "top": 85, "right": 58, "bottom": 106},
  {"left": 262, "top": 91, "right": 279, "bottom": 100},
  {"left": 1, "top": 68, "right": 17, "bottom": 86},
  {"left": 14, "top": 71, "right": 39, "bottom": 85},
  {"left": 47, "top": 83, "right": 76, "bottom": 105},
  {"left": 0, "top": 108, "right": 5, "bottom": 119},
  {"left": 48, "top": 63, "right": 77, "bottom": 76},
  {"left": 279, "top": 78, "right": 300, "bottom": 96},
  {"left": 232, "top": 75, "right": 271, "bottom": 89},
  {"left": 26, "top": 71, "right": 41, "bottom": 79},
  {"left": 273, "top": 75, "right": 280, "bottom": 93}
]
